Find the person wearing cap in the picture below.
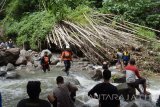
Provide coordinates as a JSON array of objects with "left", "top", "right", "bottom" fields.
[
  {"left": 40, "top": 51, "right": 51, "bottom": 72},
  {"left": 61, "top": 46, "right": 73, "bottom": 75},
  {"left": 17, "top": 81, "right": 51, "bottom": 107}
]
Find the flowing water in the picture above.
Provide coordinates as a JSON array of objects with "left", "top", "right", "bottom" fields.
[{"left": 0, "top": 65, "right": 160, "bottom": 107}]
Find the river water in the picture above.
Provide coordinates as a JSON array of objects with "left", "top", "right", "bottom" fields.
[{"left": 0, "top": 64, "right": 160, "bottom": 107}]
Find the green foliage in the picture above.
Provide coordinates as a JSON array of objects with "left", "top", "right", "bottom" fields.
[
  {"left": 102, "top": 0, "right": 160, "bottom": 29},
  {"left": 4, "top": 11, "right": 55, "bottom": 49},
  {"left": 135, "top": 27, "right": 156, "bottom": 40},
  {"left": 67, "top": 5, "right": 92, "bottom": 25},
  {"left": 5, "top": 0, "right": 39, "bottom": 19}
]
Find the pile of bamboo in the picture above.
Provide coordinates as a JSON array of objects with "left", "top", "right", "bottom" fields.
[{"left": 46, "top": 14, "right": 160, "bottom": 64}]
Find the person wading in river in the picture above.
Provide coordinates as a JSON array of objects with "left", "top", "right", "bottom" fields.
[
  {"left": 61, "top": 46, "right": 73, "bottom": 75},
  {"left": 17, "top": 81, "right": 51, "bottom": 107},
  {"left": 40, "top": 51, "right": 51, "bottom": 72},
  {"left": 125, "top": 58, "right": 150, "bottom": 95},
  {"left": 47, "top": 76, "right": 78, "bottom": 107},
  {"left": 88, "top": 69, "right": 120, "bottom": 107}
]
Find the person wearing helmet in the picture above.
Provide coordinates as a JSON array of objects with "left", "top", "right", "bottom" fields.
[{"left": 61, "top": 46, "right": 73, "bottom": 76}]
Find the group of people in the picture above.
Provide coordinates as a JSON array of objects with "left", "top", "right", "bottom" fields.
[
  {"left": 0, "top": 45, "right": 151, "bottom": 107},
  {"left": 0, "top": 39, "right": 14, "bottom": 49},
  {"left": 16, "top": 71, "right": 120, "bottom": 107},
  {"left": 40, "top": 45, "right": 73, "bottom": 76},
  {"left": 17, "top": 76, "right": 78, "bottom": 107},
  {"left": 116, "top": 48, "right": 130, "bottom": 68},
  {"left": 116, "top": 48, "right": 150, "bottom": 95}
]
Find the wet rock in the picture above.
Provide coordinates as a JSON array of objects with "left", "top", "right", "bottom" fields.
[
  {"left": 124, "top": 102, "right": 138, "bottom": 107},
  {"left": 0, "top": 71, "right": 7, "bottom": 77},
  {"left": 91, "top": 69, "right": 102, "bottom": 81},
  {"left": 6, "top": 72, "right": 20, "bottom": 79},
  {"left": 0, "top": 66, "right": 6, "bottom": 71},
  {"left": 56, "top": 62, "right": 64, "bottom": 67},
  {"left": 113, "top": 76, "right": 126, "bottom": 83},
  {"left": 51, "top": 59, "right": 60, "bottom": 65},
  {"left": 0, "top": 48, "right": 20, "bottom": 66},
  {"left": 26, "top": 62, "right": 35, "bottom": 72},
  {"left": 6, "top": 63, "right": 15, "bottom": 71},
  {"left": 117, "top": 83, "right": 136, "bottom": 101},
  {"left": 65, "top": 77, "right": 80, "bottom": 85},
  {"left": 15, "top": 56, "right": 27, "bottom": 65}
]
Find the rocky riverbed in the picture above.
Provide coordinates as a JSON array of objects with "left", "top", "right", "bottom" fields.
[{"left": 0, "top": 48, "right": 160, "bottom": 107}]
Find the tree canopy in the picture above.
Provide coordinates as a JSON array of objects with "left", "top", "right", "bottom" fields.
[{"left": 0, "top": 0, "right": 160, "bottom": 50}]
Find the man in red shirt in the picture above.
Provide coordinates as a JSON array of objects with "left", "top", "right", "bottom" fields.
[{"left": 125, "top": 58, "right": 150, "bottom": 95}]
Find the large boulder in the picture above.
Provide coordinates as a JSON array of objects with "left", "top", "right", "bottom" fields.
[
  {"left": 6, "top": 63, "right": 15, "bottom": 71},
  {"left": 16, "top": 56, "right": 27, "bottom": 65},
  {"left": 20, "top": 49, "right": 31, "bottom": 61},
  {"left": 0, "top": 48, "right": 20, "bottom": 66},
  {"left": 117, "top": 83, "right": 136, "bottom": 101},
  {"left": 91, "top": 69, "right": 102, "bottom": 81}
]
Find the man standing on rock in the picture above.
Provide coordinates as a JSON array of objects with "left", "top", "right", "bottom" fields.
[
  {"left": 125, "top": 58, "right": 150, "bottom": 95},
  {"left": 61, "top": 46, "right": 73, "bottom": 76},
  {"left": 40, "top": 51, "right": 51, "bottom": 72},
  {"left": 88, "top": 69, "right": 120, "bottom": 107}
]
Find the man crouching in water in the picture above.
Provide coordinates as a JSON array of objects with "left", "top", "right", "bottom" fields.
[
  {"left": 40, "top": 52, "right": 51, "bottom": 72},
  {"left": 48, "top": 76, "right": 78, "bottom": 107}
]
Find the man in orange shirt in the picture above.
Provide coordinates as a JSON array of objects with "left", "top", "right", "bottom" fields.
[{"left": 61, "top": 46, "right": 73, "bottom": 76}]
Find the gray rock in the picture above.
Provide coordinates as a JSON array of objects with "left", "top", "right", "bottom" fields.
[
  {"left": 0, "top": 66, "right": 6, "bottom": 71},
  {"left": 16, "top": 56, "right": 27, "bottom": 65},
  {"left": 0, "top": 48, "right": 20, "bottom": 66},
  {"left": 51, "top": 59, "right": 60, "bottom": 65},
  {"left": 113, "top": 76, "right": 126, "bottom": 83},
  {"left": 91, "top": 69, "right": 102, "bottom": 81},
  {"left": 117, "top": 83, "right": 136, "bottom": 101},
  {"left": 6, "top": 63, "right": 15, "bottom": 71},
  {"left": 6, "top": 72, "right": 20, "bottom": 79},
  {"left": 0, "top": 71, "right": 7, "bottom": 77}
]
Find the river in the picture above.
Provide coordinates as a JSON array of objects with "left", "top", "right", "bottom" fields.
[{"left": 0, "top": 64, "right": 160, "bottom": 107}]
